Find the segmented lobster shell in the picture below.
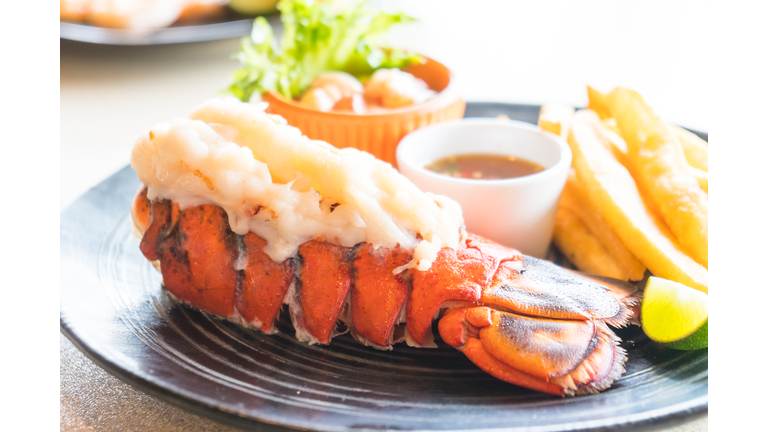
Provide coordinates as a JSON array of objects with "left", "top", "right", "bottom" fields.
[{"left": 133, "top": 187, "right": 635, "bottom": 395}]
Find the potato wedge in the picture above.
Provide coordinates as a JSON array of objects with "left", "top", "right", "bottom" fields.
[
  {"left": 587, "top": 86, "right": 611, "bottom": 120},
  {"left": 538, "top": 104, "right": 575, "bottom": 139},
  {"left": 593, "top": 118, "right": 630, "bottom": 169},
  {"left": 597, "top": 116, "right": 709, "bottom": 195},
  {"left": 602, "top": 117, "right": 621, "bottom": 134},
  {"left": 560, "top": 172, "right": 646, "bottom": 281},
  {"left": 591, "top": 86, "right": 707, "bottom": 171},
  {"left": 568, "top": 109, "right": 707, "bottom": 293},
  {"left": 668, "top": 124, "right": 708, "bottom": 171},
  {"left": 600, "top": 118, "right": 706, "bottom": 181},
  {"left": 553, "top": 206, "right": 627, "bottom": 280},
  {"left": 689, "top": 166, "right": 708, "bottom": 193},
  {"left": 606, "top": 87, "right": 708, "bottom": 268},
  {"left": 668, "top": 123, "right": 707, "bottom": 192}
]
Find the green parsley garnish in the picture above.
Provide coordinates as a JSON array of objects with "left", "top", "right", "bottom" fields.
[{"left": 227, "top": 0, "right": 422, "bottom": 102}]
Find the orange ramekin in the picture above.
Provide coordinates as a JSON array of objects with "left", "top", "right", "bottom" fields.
[{"left": 262, "top": 57, "right": 465, "bottom": 167}]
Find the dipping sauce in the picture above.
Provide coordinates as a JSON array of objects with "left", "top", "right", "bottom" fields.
[{"left": 424, "top": 154, "right": 545, "bottom": 180}]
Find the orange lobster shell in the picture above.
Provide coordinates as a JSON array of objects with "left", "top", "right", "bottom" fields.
[{"left": 132, "top": 186, "right": 636, "bottom": 396}]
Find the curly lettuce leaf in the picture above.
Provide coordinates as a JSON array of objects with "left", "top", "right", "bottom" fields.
[{"left": 227, "top": 0, "right": 422, "bottom": 102}]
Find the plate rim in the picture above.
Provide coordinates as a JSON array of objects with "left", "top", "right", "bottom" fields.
[
  {"left": 59, "top": 17, "right": 255, "bottom": 46},
  {"left": 61, "top": 101, "right": 708, "bottom": 432}
]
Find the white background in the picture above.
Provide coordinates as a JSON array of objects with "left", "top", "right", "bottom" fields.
[{"left": 61, "top": 0, "right": 713, "bottom": 210}]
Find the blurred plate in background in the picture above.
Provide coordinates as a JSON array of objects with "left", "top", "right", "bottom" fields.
[{"left": 60, "top": 16, "right": 256, "bottom": 46}]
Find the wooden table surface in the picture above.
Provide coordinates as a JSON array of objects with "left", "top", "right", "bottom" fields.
[{"left": 60, "top": 2, "right": 708, "bottom": 430}]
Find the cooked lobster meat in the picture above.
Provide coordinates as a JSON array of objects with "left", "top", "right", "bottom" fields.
[
  {"left": 128, "top": 97, "right": 639, "bottom": 396},
  {"left": 132, "top": 188, "right": 635, "bottom": 396}
]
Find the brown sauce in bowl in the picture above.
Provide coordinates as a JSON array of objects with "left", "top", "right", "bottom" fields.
[{"left": 424, "top": 154, "right": 544, "bottom": 180}]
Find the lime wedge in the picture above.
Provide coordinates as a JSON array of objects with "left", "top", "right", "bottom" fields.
[{"left": 641, "top": 276, "right": 708, "bottom": 350}]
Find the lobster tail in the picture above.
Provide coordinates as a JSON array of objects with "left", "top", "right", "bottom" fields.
[
  {"left": 438, "top": 307, "right": 627, "bottom": 396},
  {"left": 348, "top": 243, "right": 411, "bottom": 349},
  {"left": 289, "top": 241, "right": 355, "bottom": 344},
  {"left": 237, "top": 233, "right": 294, "bottom": 334},
  {"left": 133, "top": 187, "right": 634, "bottom": 396}
]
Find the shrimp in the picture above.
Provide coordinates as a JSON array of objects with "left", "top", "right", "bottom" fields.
[
  {"left": 299, "top": 72, "right": 365, "bottom": 113},
  {"left": 177, "top": 0, "right": 226, "bottom": 23},
  {"left": 363, "top": 68, "right": 436, "bottom": 109},
  {"left": 81, "top": 0, "right": 186, "bottom": 30},
  {"left": 61, "top": 0, "right": 223, "bottom": 30},
  {"left": 61, "top": 0, "right": 91, "bottom": 22}
]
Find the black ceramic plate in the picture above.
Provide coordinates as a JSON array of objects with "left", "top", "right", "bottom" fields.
[
  {"left": 60, "top": 11, "right": 259, "bottom": 45},
  {"left": 60, "top": 103, "right": 708, "bottom": 431}
]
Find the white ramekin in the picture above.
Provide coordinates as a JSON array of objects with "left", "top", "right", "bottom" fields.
[{"left": 397, "top": 118, "right": 572, "bottom": 258}]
